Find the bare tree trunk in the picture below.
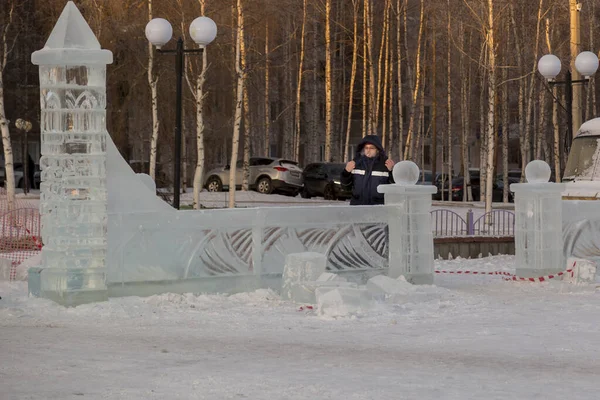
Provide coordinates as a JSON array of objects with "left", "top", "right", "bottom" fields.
[
  {"left": 465, "top": 31, "right": 473, "bottom": 201},
  {"left": 366, "top": 0, "right": 375, "bottom": 136},
  {"left": 147, "top": 0, "right": 160, "bottom": 181},
  {"left": 309, "top": 14, "right": 319, "bottom": 162},
  {"left": 570, "top": 0, "right": 582, "bottom": 134},
  {"left": 229, "top": 0, "right": 245, "bottom": 208},
  {"left": 381, "top": 0, "right": 391, "bottom": 146},
  {"left": 324, "top": 0, "right": 333, "bottom": 161},
  {"left": 459, "top": 23, "right": 472, "bottom": 202},
  {"left": 502, "top": 17, "right": 510, "bottom": 203},
  {"left": 431, "top": 25, "right": 437, "bottom": 181},
  {"left": 0, "top": 2, "right": 15, "bottom": 211},
  {"left": 388, "top": 30, "right": 394, "bottom": 156},
  {"left": 264, "top": 22, "right": 270, "bottom": 157},
  {"left": 587, "top": 3, "right": 596, "bottom": 120},
  {"left": 374, "top": 0, "right": 390, "bottom": 135},
  {"left": 239, "top": 2, "right": 251, "bottom": 191},
  {"left": 295, "top": 0, "right": 307, "bottom": 161},
  {"left": 523, "top": 0, "right": 544, "bottom": 168},
  {"left": 362, "top": 0, "right": 368, "bottom": 138},
  {"left": 396, "top": 0, "right": 404, "bottom": 160},
  {"left": 177, "top": 4, "right": 188, "bottom": 194},
  {"left": 479, "top": 45, "right": 487, "bottom": 201},
  {"left": 345, "top": 0, "right": 360, "bottom": 161},
  {"left": 484, "top": 0, "right": 497, "bottom": 216},
  {"left": 446, "top": 1, "right": 452, "bottom": 201},
  {"left": 403, "top": 0, "right": 424, "bottom": 161},
  {"left": 192, "top": 0, "right": 208, "bottom": 209},
  {"left": 509, "top": 4, "right": 526, "bottom": 180}
]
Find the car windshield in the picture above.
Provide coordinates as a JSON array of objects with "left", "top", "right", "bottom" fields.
[
  {"left": 563, "top": 136, "right": 600, "bottom": 181},
  {"left": 327, "top": 164, "right": 345, "bottom": 177},
  {"left": 419, "top": 172, "right": 433, "bottom": 182}
]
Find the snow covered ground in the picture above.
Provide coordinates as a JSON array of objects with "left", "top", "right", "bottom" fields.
[{"left": 2, "top": 255, "right": 599, "bottom": 400}]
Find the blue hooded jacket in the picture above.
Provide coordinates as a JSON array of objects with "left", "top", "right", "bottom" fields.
[{"left": 340, "top": 135, "right": 394, "bottom": 205}]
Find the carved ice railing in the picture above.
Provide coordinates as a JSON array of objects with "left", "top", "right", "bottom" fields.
[{"left": 107, "top": 205, "right": 399, "bottom": 285}]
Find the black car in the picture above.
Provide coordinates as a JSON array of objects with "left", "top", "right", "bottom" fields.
[{"left": 301, "top": 163, "right": 352, "bottom": 200}]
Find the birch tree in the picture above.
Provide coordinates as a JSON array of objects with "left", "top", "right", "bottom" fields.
[
  {"left": 192, "top": 0, "right": 210, "bottom": 209},
  {"left": 240, "top": 2, "right": 250, "bottom": 191},
  {"left": 483, "top": 0, "right": 497, "bottom": 216},
  {"left": 362, "top": 0, "right": 368, "bottom": 138},
  {"left": 344, "top": 0, "right": 359, "bottom": 161},
  {"left": 0, "top": 1, "right": 17, "bottom": 211},
  {"left": 396, "top": 0, "right": 404, "bottom": 160},
  {"left": 324, "top": 0, "right": 333, "bottom": 161},
  {"left": 264, "top": 22, "right": 270, "bottom": 157},
  {"left": 147, "top": 0, "right": 160, "bottom": 181},
  {"left": 229, "top": 0, "right": 245, "bottom": 208},
  {"left": 294, "top": 0, "right": 307, "bottom": 161},
  {"left": 502, "top": 17, "right": 510, "bottom": 202},
  {"left": 403, "top": 0, "right": 424, "bottom": 161},
  {"left": 380, "top": 0, "right": 391, "bottom": 146}
]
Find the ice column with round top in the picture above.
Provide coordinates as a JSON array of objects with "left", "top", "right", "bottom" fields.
[
  {"left": 378, "top": 161, "right": 437, "bottom": 284},
  {"left": 510, "top": 160, "right": 566, "bottom": 278},
  {"left": 31, "top": 1, "right": 113, "bottom": 305}
]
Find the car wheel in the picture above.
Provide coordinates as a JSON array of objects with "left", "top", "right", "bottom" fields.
[
  {"left": 206, "top": 176, "right": 223, "bottom": 192},
  {"left": 300, "top": 188, "right": 311, "bottom": 199},
  {"left": 323, "top": 184, "right": 337, "bottom": 200},
  {"left": 256, "top": 177, "right": 273, "bottom": 194}
]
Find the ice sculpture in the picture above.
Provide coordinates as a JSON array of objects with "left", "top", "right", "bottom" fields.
[
  {"left": 510, "top": 160, "right": 566, "bottom": 278},
  {"left": 378, "top": 161, "right": 437, "bottom": 284},
  {"left": 30, "top": 2, "right": 436, "bottom": 305},
  {"left": 31, "top": 2, "right": 113, "bottom": 305}
]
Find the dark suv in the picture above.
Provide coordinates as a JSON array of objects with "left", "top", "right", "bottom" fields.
[{"left": 301, "top": 163, "right": 351, "bottom": 200}]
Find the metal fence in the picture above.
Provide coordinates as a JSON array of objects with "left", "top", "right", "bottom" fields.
[
  {"left": 0, "top": 207, "right": 42, "bottom": 280},
  {"left": 430, "top": 208, "right": 515, "bottom": 237}
]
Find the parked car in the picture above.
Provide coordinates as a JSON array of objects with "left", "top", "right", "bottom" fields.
[
  {"left": 0, "top": 162, "right": 40, "bottom": 189},
  {"left": 203, "top": 157, "right": 303, "bottom": 195},
  {"left": 301, "top": 163, "right": 352, "bottom": 200},
  {"left": 432, "top": 172, "right": 456, "bottom": 200},
  {"left": 444, "top": 176, "right": 518, "bottom": 202},
  {"left": 416, "top": 170, "right": 434, "bottom": 185}
]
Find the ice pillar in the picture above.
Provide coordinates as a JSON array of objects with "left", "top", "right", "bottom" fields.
[
  {"left": 31, "top": 2, "right": 113, "bottom": 305},
  {"left": 510, "top": 160, "right": 566, "bottom": 278},
  {"left": 378, "top": 161, "right": 437, "bottom": 284}
]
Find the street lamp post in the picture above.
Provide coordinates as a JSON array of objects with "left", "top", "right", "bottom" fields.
[
  {"left": 538, "top": 52, "right": 599, "bottom": 150},
  {"left": 145, "top": 16, "right": 217, "bottom": 209},
  {"left": 15, "top": 118, "right": 33, "bottom": 194}
]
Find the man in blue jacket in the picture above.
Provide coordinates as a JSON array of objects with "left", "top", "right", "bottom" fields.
[{"left": 341, "top": 135, "right": 395, "bottom": 205}]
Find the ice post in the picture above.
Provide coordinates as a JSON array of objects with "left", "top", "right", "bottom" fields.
[
  {"left": 378, "top": 161, "right": 437, "bottom": 284},
  {"left": 510, "top": 160, "right": 565, "bottom": 278},
  {"left": 31, "top": 2, "right": 113, "bottom": 305}
]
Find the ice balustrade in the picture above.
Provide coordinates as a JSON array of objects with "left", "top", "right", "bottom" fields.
[{"left": 510, "top": 160, "right": 566, "bottom": 278}]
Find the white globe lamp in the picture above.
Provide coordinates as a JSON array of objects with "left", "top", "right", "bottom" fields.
[
  {"left": 145, "top": 18, "right": 173, "bottom": 49},
  {"left": 575, "top": 51, "right": 599, "bottom": 78},
  {"left": 537, "top": 54, "right": 561, "bottom": 81},
  {"left": 189, "top": 17, "right": 217, "bottom": 47}
]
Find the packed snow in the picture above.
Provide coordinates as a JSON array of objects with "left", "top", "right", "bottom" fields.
[{"left": 2, "top": 255, "right": 599, "bottom": 399}]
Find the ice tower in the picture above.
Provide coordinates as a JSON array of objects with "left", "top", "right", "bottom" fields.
[{"left": 32, "top": 2, "right": 113, "bottom": 305}]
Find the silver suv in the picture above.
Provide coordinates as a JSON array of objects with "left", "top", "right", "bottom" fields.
[{"left": 204, "top": 157, "right": 304, "bottom": 195}]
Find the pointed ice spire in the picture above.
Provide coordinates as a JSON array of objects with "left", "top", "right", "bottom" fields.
[
  {"left": 45, "top": 1, "right": 100, "bottom": 50},
  {"left": 32, "top": 1, "right": 112, "bottom": 66}
]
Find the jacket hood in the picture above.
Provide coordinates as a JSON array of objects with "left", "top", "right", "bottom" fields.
[{"left": 356, "top": 135, "right": 386, "bottom": 159}]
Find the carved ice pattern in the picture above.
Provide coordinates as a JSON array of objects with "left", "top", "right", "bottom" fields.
[{"left": 182, "top": 223, "right": 389, "bottom": 277}]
